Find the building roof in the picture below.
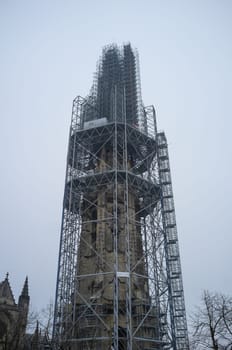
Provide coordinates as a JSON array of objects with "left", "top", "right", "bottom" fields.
[{"left": 0, "top": 273, "right": 16, "bottom": 305}]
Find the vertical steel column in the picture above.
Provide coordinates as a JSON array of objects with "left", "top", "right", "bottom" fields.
[
  {"left": 113, "top": 86, "right": 119, "bottom": 350},
  {"left": 123, "top": 87, "right": 132, "bottom": 350},
  {"left": 53, "top": 96, "right": 83, "bottom": 345}
]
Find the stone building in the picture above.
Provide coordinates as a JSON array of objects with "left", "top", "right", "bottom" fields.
[
  {"left": 53, "top": 43, "right": 189, "bottom": 349},
  {"left": 0, "top": 273, "right": 29, "bottom": 350}
]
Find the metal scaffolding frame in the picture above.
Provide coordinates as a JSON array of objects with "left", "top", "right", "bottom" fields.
[{"left": 53, "top": 44, "right": 189, "bottom": 350}]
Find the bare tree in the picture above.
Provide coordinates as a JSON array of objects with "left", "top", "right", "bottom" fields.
[
  {"left": 191, "top": 290, "right": 232, "bottom": 350},
  {"left": 39, "top": 300, "right": 54, "bottom": 338},
  {"left": 27, "top": 300, "right": 54, "bottom": 338},
  {"left": 27, "top": 307, "right": 40, "bottom": 333}
]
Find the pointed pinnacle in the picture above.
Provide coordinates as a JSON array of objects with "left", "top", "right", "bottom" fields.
[{"left": 21, "top": 276, "right": 29, "bottom": 297}]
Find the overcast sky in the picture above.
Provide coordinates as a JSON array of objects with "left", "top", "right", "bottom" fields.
[{"left": 0, "top": 0, "right": 231, "bottom": 323}]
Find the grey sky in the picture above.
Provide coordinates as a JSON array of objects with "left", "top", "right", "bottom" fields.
[{"left": 0, "top": 0, "right": 231, "bottom": 322}]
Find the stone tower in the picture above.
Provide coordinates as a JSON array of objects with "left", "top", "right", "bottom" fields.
[{"left": 53, "top": 44, "right": 189, "bottom": 350}]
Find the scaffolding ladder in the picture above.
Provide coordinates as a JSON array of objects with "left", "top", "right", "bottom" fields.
[{"left": 157, "top": 132, "right": 189, "bottom": 350}]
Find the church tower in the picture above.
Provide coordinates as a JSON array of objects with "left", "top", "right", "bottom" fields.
[
  {"left": 53, "top": 43, "right": 189, "bottom": 350},
  {"left": 0, "top": 274, "right": 30, "bottom": 350},
  {"left": 18, "top": 276, "right": 30, "bottom": 348}
]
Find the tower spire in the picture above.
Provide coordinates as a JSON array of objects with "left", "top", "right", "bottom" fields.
[
  {"left": 18, "top": 276, "right": 30, "bottom": 308},
  {"left": 31, "top": 320, "right": 40, "bottom": 349},
  {"left": 21, "top": 276, "right": 29, "bottom": 297}
]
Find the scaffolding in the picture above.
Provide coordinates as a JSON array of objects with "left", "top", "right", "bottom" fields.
[{"left": 53, "top": 44, "right": 189, "bottom": 350}]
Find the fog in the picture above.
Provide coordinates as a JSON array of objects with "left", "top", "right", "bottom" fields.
[{"left": 0, "top": 0, "right": 231, "bottom": 322}]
